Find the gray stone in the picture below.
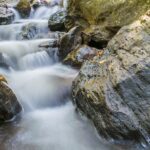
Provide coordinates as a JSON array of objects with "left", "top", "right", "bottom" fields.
[
  {"left": 48, "top": 10, "right": 66, "bottom": 31},
  {"left": 72, "top": 11, "right": 150, "bottom": 144},
  {"left": 58, "top": 26, "right": 82, "bottom": 60},
  {"left": 0, "top": 7, "right": 14, "bottom": 25}
]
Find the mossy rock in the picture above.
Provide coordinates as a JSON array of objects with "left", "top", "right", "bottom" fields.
[
  {"left": 72, "top": 11, "right": 150, "bottom": 145},
  {"left": 63, "top": 45, "right": 103, "bottom": 68},
  {"left": 16, "top": 0, "right": 31, "bottom": 18},
  {"left": 0, "top": 76, "right": 22, "bottom": 122},
  {"left": 67, "top": 0, "right": 150, "bottom": 43}
]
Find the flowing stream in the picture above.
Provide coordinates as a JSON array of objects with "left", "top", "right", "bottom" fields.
[{"left": 0, "top": 3, "right": 122, "bottom": 150}]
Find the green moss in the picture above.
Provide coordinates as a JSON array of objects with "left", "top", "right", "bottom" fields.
[
  {"left": 16, "top": 0, "right": 30, "bottom": 9},
  {"left": 68, "top": 0, "right": 150, "bottom": 26}
]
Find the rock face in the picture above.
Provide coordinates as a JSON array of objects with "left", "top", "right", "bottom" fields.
[
  {"left": 67, "top": 0, "right": 150, "bottom": 27},
  {"left": 66, "top": 0, "right": 150, "bottom": 46},
  {"left": 64, "top": 45, "right": 102, "bottom": 68},
  {"left": 72, "top": 11, "right": 150, "bottom": 143},
  {"left": 58, "top": 26, "right": 82, "bottom": 60},
  {"left": 0, "top": 76, "right": 22, "bottom": 122},
  {"left": 48, "top": 10, "right": 66, "bottom": 31},
  {"left": 16, "top": 0, "right": 31, "bottom": 18},
  {"left": 0, "top": 6, "right": 14, "bottom": 25}
]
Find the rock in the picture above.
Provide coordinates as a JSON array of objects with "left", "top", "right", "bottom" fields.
[
  {"left": 72, "top": 11, "right": 150, "bottom": 144},
  {"left": 66, "top": 0, "right": 150, "bottom": 47},
  {"left": 38, "top": 39, "right": 59, "bottom": 62},
  {"left": 0, "top": 75, "right": 22, "bottom": 122},
  {"left": 0, "top": 6, "right": 14, "bottom": 25},
  {"left": 81, "top": 26, "right": 121, "bottom": 49},
  {"left": 18, "top": 23, "right": 38, "bottom": 40},
  {"left": 0, "top": 75, "right": 7, "bottom": 83},
  {"left": 64, "top": 45, "right": 103, "bottom": 68},
  {"left": 16, "top": 0, "right": 31, "bottom": 18},
  {"left": 48, "top": 10, "right": 66, "bottom": 31},
  {"left": 39, "top": 39, "right": 58, "bottom": 48},
  {"left": 58, "top": 26, "right": 82, "bottom": 60},
  {"left": 30, "top": 0, "right": 41, "bottom": 9}
]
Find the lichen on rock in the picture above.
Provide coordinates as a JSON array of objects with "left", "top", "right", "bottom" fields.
[
  {"left": 66, "top": 0, "right": 150, "bottom": 47},
  {"left": 72, "top": 11, "right": 150, "bottom": 144},
  {"left": 16, "top": 0, "right": 31, "bottom": 18},
  {"left": 0, "top": 75, "right": 22, "bottom": 122}
]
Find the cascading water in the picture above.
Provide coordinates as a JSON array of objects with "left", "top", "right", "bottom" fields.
[
  {"left": 0, "top": 2, "right": 119, "bottom": 150},
  {"left": 10, "top": 8, "right": 21, "bottom": 20}
]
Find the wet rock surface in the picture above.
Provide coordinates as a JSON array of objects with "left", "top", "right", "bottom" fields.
[
  {"left": 18, "top": 23, "right": 39, "bottom": 40},
  {"left": 48, "top": 10, "right": 66, "bottom": 31},
  {"left": 72, "top": 11, "right": 150, "bottom": 144},
  {"left": 0, "top": 6, "right": 14, "bottom": 25},
  {"left": 0, "top": 76, "right": 22, "bottom": 122},
  {"left": 58, "top": 26, "right": 82, "bottom": 60},
  {"left": 63, "top": 45, "right": 102, "bottom": 68}
]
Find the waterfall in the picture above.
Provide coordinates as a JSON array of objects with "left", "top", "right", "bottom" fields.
[
  {"left": 0, "top": 2, "right": 113, "bottom": 150},
  {"left": 18, "top": 51, "right": 55, "bottom": 70},
  {"left": 0, "top": 24, "right": 23, "bottom": 40},
  {"left": 32, "top": 5, "right": 63, "bottom": 19},
  {"left": 10, "top": 8, "right": 21, "bottom": 20}
]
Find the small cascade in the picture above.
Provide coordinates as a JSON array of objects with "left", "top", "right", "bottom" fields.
[
  {"left": 18, "top": 51, "right": 55, "bottom": 70},
  {"left": 8, "top": 64, "right": 77, "bottom": 111},
  {"left": 0, "top": 39, "right": 56, "bottom": 69},
  {"left": 10, "top": 8, "right": 21, "bottom": 20},
  {"left": 63, "top": 0, "right": 69, "bottom": 9},
  {"left": 0, "top": 24, "right": 23, "bottom": 40},
  {"left": 0, "top": 19, "right": 49, "bottom": 41},
  {"left": 32, "top": 5, "right": 63, "bottom": 19},
  {"left": 0, "top": 39, "right": 53, "bottom": 58}
]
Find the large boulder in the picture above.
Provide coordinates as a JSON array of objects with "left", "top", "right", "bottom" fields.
[
  {"left": 0, "top": 6, "right": 14, "bottom": 25},
  {"left": 58, "top": 26, "right": 82, "bottom": 60},
  {"left": 16, "top": 0, "right": 31, "bottom": 18},
  {"left": 66, "top": 0, "right": 150, "bottom": 47},
  {"left": 63, "top": 45, "right": 103, "bottom": 68},
  {"left": 72, "top": 11, "right": 150, "bottom": 144},
  {"left": 0, "top": 75, "right": 22, "bottom": 122},
  {"left": 48, "top": 10, "right": 66, "bottom": 31}
]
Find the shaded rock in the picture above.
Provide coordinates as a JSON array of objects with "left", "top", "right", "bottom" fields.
[
  {"left": 48, "top": 10, "right": 66, "bottom": 31},
  {"left": 16, "top": 0, "right": 31, "bottom": 18},
  {"left": 0, "top": 75, "right": 22, "bottom": 122},
  {"left": 58, "top": 26, "right": 82, "bottom": 60},
  {"left": 72, "top": 11, "right": 150, "bottom": 144},
  {"left": 67, "top": 0, "right": 150, "bottom": 47},
  {"left": 0, "top": 6, "right": 14, "bottom": 25},
  {"left": 64, "top": 45, "right": 103, "bottom": 68},
  {"left": 30, "top": 0, "right": 41, "bottom": 9},
  {"left": 82, "top": 26, "right": 121, "bottom": 49}
]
